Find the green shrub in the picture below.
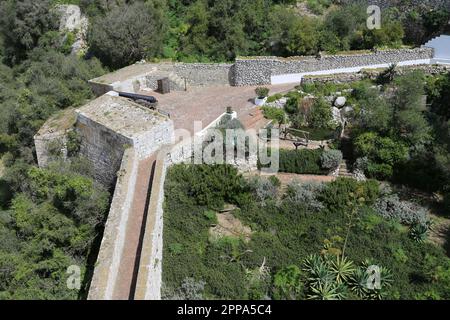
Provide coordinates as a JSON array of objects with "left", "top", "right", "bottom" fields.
[
  {"left": 267, "top": 93, "right": 283, "bottom": 103},
  {"left": 308, "top": 97, "right": 334, "bottom": 129},
  {"left": 165, "top": 164, "right": 249, "bottom": 210},
  {"left": 319, "top": 178, "right": 380, "bottom": 213},
  {"left": 290, "top": 127, "right": 337, "bottom": 141},
  {"left": 263, "top": 149, "right": 325, "bottom": 175},
  {"left": 284, "top": 97, "right": 298, "bottom": 114},
  {"left": 354, "top": 132, "right": 408, "bottom": 180},
  {"left": 255, "top": 87, "right": 270, "bottom": 98},
  {"left": 320, "top": 149, "right": 343, "bottom": 171},
  {"left": 261, "top": 106, "right": 285, "bottom": 125}
]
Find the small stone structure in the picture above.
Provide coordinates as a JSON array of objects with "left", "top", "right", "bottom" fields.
[
  {"left": 75, "top": 94, "right": 174, "bottom": 186},
  {"left": 36, "top": 94, "right": 174, "bottom": 186},
  {"left": 90, "top": 62, "right": 235, "bottom": 95}
]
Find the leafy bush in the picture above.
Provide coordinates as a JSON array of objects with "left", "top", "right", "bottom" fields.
[
  {"left": 165, "top": 164, "right": 249, "bottom": 210},
  {"left": 267, "top": 93, "right": 283, "bottom": 103},
  {"left": 290, "top": 127, "right": 337, "bottom": 141},
  {"left": 308, "top": 98, "right": 333, "bottom": 129},
  {"left": 373, "top": 194, "right": 429, "bottom": 226},
  {"left": 284, "top": 96, "right": 299, "bottom": 114},
  {"left": 261, "top": 106, "right": 285, "bottom": 125},
  {"left": 354, "top": 132, "right": 408, "bottom": 180},
  {"left": 319, "top": 178, "right": 380, "bottom": 212},
  {"left": 320, "top": 149, "right": 343, "bottom": 171},
  {"left": 266, "top": 149, "right": 326, "bottom": 175}
]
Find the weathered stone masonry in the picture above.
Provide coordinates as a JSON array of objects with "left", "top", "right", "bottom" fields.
[
  {"left": 233, "top": 48, "right": 434, "bottom": 86},
  {"left": 89, "top": 48, "right": 437, "bottom": 92}
]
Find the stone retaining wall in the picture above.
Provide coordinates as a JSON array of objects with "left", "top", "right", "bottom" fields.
[
  {"left": 341, "top": 0, "right": 450, "bottom": 10},
  {"left": 301, "top": 64, "right": 450, "bottom": 84},
  {"left": 234, "top": 48, "right": 434, "bottom": 85},
  {"left": 89, "top": 48, "right": 439, "bottom": 92}
]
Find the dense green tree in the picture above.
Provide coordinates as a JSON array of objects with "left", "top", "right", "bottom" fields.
[
  {"left": 391, "top": 71, "right": 432, "bottom": 148},
  {"left": 354, "top": 132, "right": 409, "bottom": 179},
  {"left": 0, "top": 0, "right": 58, "bottom": 65},
  {"left": 88, "top": 0, "right": 168, "bottom": 68},
  {"left": 308, "top": 98, "right": 333, "bottom": 129}
]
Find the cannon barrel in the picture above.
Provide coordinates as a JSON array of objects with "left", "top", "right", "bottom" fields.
[{"left": 117, "top": 91, "right": 157, "bottom": 104}]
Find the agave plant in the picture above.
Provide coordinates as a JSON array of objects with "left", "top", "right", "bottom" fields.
[
  {"left": 307, "top": 281, "right": 346, "bottom": 300},
  {"left": 349, "top": 268, "right": 369, "bottom": 298},
  {"left": 330, "top": 255, "right": 356, "bottom": 284},
  {"left": 354, "top": 263, "right": 394, "bottom": 300},
  {"left": 410, "top": 222, "right": 429, "bottom": 243},
  {"left": 301, "top": 254, "right": 323, "bottom": 274},
  {"left": 302, "top": 254, "right": 334, "bottom": 287}
]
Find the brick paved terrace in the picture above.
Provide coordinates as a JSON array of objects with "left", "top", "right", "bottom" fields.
[{"left": 145, "top": 84, "right": 298, "bottom": 134}]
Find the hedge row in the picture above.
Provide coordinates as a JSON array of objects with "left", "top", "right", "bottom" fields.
[{"left": 260, "top": 149, "right": 327, "bottom": 175}]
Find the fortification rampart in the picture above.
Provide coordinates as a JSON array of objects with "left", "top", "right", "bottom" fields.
[
  {"left": 89, "top": 47, "right": 439, "bottom": 93},
  {"left": 88, "top": 147, "right": 139, "bottom": 300}
]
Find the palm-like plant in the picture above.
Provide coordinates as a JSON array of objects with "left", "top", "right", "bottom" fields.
[
  {"left": 355, "top": 262, "right": 394, "bottom": 300},
  {"left": 302, "top": 254, "right": 334, "bottom": 287},
  {"left": 349, "top": 268, "right": 369, "bottom": 298},
  {"left": 307, "top": 281, "right": 346, "bottom": 300},
  {"left": 301, "top": 254, "right": 323, "bottom": 273},
  {"left": 330, "top": 255, "right": 356, "bottom": 284}
]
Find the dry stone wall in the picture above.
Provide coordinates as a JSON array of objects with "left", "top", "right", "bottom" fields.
[
  {"left": 341, "top": 0, "right": 450, "bottom": 10},
  {"left": 301, "top": 64, "right": 450, "bottom": 84},
  {"left": 234, "top": 48, "right": 434, "bottom": 85}
]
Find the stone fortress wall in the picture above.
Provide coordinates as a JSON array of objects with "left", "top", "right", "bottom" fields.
[
  {"left": 341, "top": 0, "right": 450, "bottom": 10},
  {"left": 90, "top": 47, "right": 441, "bottom": 93},
  {"left": 233, "top": 48, "right": 434, "bottom": 85},
  {"left": 76, "top": 112, "right": 132, "bottom": 186}
]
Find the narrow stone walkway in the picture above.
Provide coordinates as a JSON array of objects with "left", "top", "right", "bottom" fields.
[{"left": 112, "top": 155, "right": 156, "bottom": 300}]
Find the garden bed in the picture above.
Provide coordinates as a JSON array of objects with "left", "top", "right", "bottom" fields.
[{"left": 161, "top": 164, "right": 450, "bottom": 300}]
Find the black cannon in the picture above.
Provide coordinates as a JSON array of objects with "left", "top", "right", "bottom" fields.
[{"left": 117, "top": 91, "right": 157, "bottom": 104}]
